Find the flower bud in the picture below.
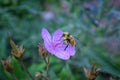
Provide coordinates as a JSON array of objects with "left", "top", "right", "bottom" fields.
[
  {"left": 83, "top": 64, "right": 100, "bottom": 80},
  {"left": 1, "top": 56, "right": 13, "bottom": 72},
  {"left": 10, "top": 39, "right": 24, "bottom": 59},
  {"left": 38, "top": 44, "right": 47, "bottom": 58}
]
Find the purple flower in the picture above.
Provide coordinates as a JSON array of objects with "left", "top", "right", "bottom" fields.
[{"left": 41, "top": 28, "right": 75, "bottom": 60}]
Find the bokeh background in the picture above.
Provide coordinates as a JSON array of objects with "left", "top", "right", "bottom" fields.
[{"left": 0, "top": 0, "right": 120, "bottom": 80}]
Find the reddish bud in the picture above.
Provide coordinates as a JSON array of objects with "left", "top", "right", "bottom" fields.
[
  {"left": 1, "top": 56, "right": 13, "bottom": 72},
  {"left": 38, "top": 44, "right": 47, "bottom": 58}
]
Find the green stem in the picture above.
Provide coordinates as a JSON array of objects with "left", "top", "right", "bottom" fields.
[
  {"left": 43, "top": 54, "right": 50, "bottom": 78},
  {"left": 46, "top": 54, "right": 50, "bottom": 77}
]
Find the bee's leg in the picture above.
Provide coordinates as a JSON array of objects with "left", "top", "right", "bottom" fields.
[{"left": 64, "top": 44, "right": 69, "bottom": 51}]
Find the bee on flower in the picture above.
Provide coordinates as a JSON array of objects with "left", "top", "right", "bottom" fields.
[{"left": 62, "top": 32, "right": 76, "bottom": 50}]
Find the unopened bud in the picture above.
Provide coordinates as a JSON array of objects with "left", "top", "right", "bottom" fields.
[
  {"left": 1, "top": 56, "right": 13, "bottom": 72},
  {"left": 38, "top": 44, "right": 47, "bottom": 58},
  {"left": 83, "top": 64, "right": 100, "bottom": 80},
  {"left": 10, "top": 39, "right": 24, "bottom": 59}
]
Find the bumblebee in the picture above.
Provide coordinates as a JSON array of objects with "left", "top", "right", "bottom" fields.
[{"left": 62, "top": 32, "right": 76, "bottom": 50}]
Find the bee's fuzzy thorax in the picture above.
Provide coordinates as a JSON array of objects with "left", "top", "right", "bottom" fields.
[{"left": 62, "top": 32, "right": 76, "bottom": 50}]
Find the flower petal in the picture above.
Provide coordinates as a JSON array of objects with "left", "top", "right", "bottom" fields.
[
  {"left": 58, "top": 43, "right": 76, "bottom": 56},
  {"left": 65, "top": 45, "right": 76, "bottom": 56},
  {"left": 44, "top": 41, "right": 54, "bottom": 54},
  {"left": 41, "top": 28, "right": 52, "bottom": 43},
  {"left": 52, "top": 29, "right": 63, "bottom": 43},
  {"left": 41, "top": 28, "right": 54, "bottom": 54},
  {"left": 54, "top": 47, "right": 70, "bottom": 60},
  {"left": 53, "top": 44, "right": 71, "bottom": 60}
]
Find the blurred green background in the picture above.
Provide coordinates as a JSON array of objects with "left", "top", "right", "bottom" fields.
[{"left": 0, "top": 0, "right": 120, "bottom": 80}]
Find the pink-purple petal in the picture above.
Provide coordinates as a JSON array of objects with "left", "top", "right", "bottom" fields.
[
  {"left": 52, "top": 29, "right": 63, "bottom": 43},
  {"left": 65, "top": 45, "right": 76, "bottom": 56},
  {"left": 44, "top": 41, "right": 54, "bottom": 54},
  {"left": 41, "top": 28, "right": 54, "bottom": 54},
  {"left": 57, "top": 43, "right": 75, "bottom": 56},
  {"left": 41, "top": 28, "right": 52, "bottom": 44},
  {"left": 54, "top": 47, "right": 70, "bottom": 60}
]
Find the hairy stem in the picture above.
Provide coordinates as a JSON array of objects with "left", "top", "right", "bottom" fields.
[{"left": 19, "top": 58, "right": 35, "bottom": 80}]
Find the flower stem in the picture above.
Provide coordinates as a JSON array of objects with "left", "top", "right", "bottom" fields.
[
  {"left": 46, "top": 54, "right": 50, "bottom": 77},
  {"left": 43, "top": 54, "right": 50, "bottom": 78},
  {"left": 19, "top": 58, "right": 35, "bottom": 80},
  {"left": 10, "top": 72, "right": 18, "bottom": 80}
]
